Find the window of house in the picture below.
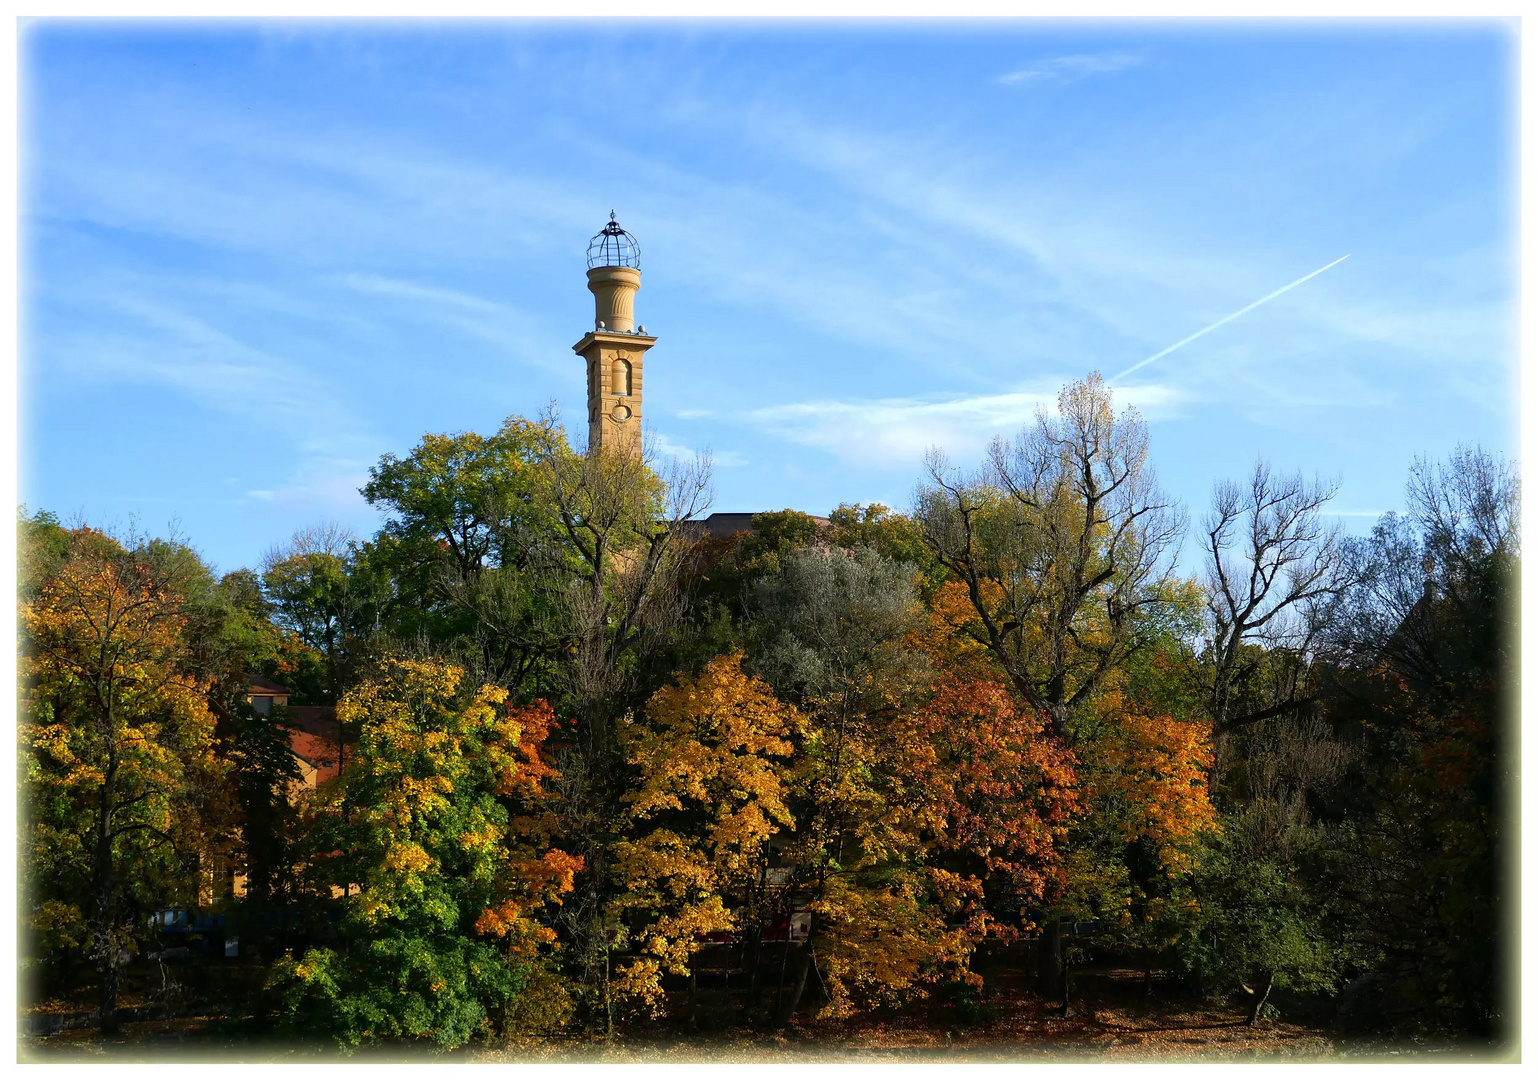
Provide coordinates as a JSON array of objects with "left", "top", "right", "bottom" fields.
[{"left": 251, "top": 695, "right": 273, "bottom": 715}]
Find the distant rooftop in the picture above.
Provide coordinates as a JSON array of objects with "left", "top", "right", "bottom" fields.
[
  {"left": 679, "top": 512, "right": 831, "bottom": 540},
  {"left": 248, "top": 674, "right": 291, "bottom": 695}
]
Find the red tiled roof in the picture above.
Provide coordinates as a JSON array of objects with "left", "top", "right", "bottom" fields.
[{"left": 281, "top": 705, "right": 346, "bottom": 784}]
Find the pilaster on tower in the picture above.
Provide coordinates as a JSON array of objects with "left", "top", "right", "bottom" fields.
[{"left": 573, "top": 213, "right": 655, "bottom": 457}]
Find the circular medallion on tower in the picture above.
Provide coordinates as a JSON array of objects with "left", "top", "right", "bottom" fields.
[
  {"left": 588, "top": 212, "right": 640, "bottom": 269},
  {"left": 611, "top": 404, "right": 632, "bottom": 422}
]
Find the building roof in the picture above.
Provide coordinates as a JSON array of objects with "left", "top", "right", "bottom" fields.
[
  {"left": 284, "top": 705, "right": 341, "bottom": 741},
  {"left": 678, "top": 511, "right": 832, "bottom": 541},
  {"left": 282, "top": 705, "right": 346, "bottom": 783},
  {"left": 247, "top": 674, "right": 292, "bottom": 695}
]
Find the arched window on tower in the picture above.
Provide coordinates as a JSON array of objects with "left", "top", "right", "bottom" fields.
[{"left": 612, "top": 358, "right": 632, "bottom": 397}]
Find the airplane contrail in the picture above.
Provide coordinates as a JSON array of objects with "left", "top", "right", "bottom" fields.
[{"left": 1109, "top": 254, "right": 1351, "bottom": 384}]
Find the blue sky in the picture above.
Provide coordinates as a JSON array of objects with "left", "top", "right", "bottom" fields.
[{"left": 21, "top": 20, "right": 1517, "bottom": 577}]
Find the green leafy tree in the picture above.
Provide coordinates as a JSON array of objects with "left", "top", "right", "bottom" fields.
[
  {"left": 270, "top": 656, "right": 579, "bottom": 1049},
  {"left": 261, "top": 523, "right": 379, "bottom": 703},
  {"left": 359, "top": 417, "right": 565, "bottom": 694},
  {"left": 826, "top": 503, "right": 942, "bottom": 592},
  {"left": 1183, "top": 811, "right": 1343, "bottom": 1025}
]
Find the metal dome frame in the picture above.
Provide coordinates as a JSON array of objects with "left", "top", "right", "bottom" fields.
[{"left": 587, "top": 211, "right": 641, "bottom": 269}]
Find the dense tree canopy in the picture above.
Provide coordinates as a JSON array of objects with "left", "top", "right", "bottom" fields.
[{"left": 18, "top": 391, "right": 1515, "bottom": 1053}]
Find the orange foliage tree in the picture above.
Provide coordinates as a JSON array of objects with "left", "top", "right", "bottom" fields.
[
  {"left": 1065, "top": 685, "right": 1216, "bottom": 969},
  {"left": 611, "top": 653, "right": 800, "bottom": 1014},
  {"left": 804, "top": 581, "right": 1082, "bottom": 1019}
]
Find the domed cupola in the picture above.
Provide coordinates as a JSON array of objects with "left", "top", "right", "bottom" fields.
[{"left": 587, "top": 211, "right": 641, "bottom": 269}]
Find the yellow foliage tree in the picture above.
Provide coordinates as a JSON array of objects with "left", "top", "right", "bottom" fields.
[
  {"left": 21, "top": 529, "right": 224, "bottom": 1031},
  {"left": 611, "top": 653, "right": 801, "bottom": 1014}
]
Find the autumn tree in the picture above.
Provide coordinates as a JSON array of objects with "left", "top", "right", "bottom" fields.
[
  {"left": 877, "top": 656, "right": 1082, "bottom": 1010},
  {"left": 748, "top": 544, "right": 928, "bottom": 1022},
  {"left": 916, "top": 373, "right": 1186, "bottom": 740},
  {"left": 20, "top": 522, "right": 227, "bottom": 1032},
  {"left": 610, "top": 653, "right": 800, "bottom": 1018},
  {"left": 522, "top": 415, "right": 713, "bottom": 1030},
  {"left": 886, "top": 581, "right": 1082, "bottom": 937},
  {"left": 270, "top": 656, "right": 579, "bottom": 1049}
]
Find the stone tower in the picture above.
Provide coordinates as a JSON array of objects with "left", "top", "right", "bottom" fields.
[{"left": 573, "top": 213, "right": 656, "bottom": 456}]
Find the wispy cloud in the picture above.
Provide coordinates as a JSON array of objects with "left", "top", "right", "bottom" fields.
[
  {"left": 337, "top": 273, "right": 566, "bottom": 375},
  {"left": 247, "top": 462, "right": 376, "bottom": 516},
  {"left": 746, "top": 382, "right": 1183, "bottom": 467},
  {"left": 996, "top": 52, "right": 1146, "bottom": 87},
  {"left": 43, "top": 294, "right": 382, "bottom": 519},
  {"left": 61, "top": 297, "right": 366, "bottom": 448},
  {"left": 652, "top": 431, "right": 747, "bottom": 468}
]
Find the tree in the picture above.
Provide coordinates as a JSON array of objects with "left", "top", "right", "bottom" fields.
[
  {"left": 1201, "top": 462, "right": 1351, "bottom": 755},
  {"left": 917, "top": 373, "right": 1186, "bottom": 739},
  {"left": 883, "top": 665, "right": 1082, "bottom": 947},
  {"left": 1184, "top": 811, "right": 1344, "bottom": 1025},
  {"left": 197, "top": 565, "right": 308, "bottom": 923},
  {"left": 610, "top": 653, "right": 800, "bottom": 1017},
  {"left": 522, "top": 415, "right": 713, "bottom": 1030},
  {"left": 826, "top": 503, "right": 943, "bottom": 592},
  {"left": 261, "top": 523, "right": 375, "bottom": 702},
  {"left": 1059, "top": 681, "right": 1216, "bottom": 1006},
  {"left": 360, "top": 416, "right": 566, "bottom": 693},
  {"left": 748, "top": 544, "right": 926, "bottom": 1023},
  {"left": 21, "top": 525, "right": 226, "bottom": 1032},
  {"left": 269, "top": 656, "right": 579, "bottom": 1049},
  {"left": 1318, "top": 445, "right": 1516, "bottom": 1041}
]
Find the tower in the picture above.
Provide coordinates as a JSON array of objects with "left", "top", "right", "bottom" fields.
[{"left": 573, "top": 213, "right": 656, "bottom": 456}]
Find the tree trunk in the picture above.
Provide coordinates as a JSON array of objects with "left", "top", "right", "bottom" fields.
[
  {"left": 93, "top": 767, "right": 120, "bottom": 1035},
  {"left": 746, "top": 929, "right": 764, "bottom": 1018},
  {"left": 771, "top": 936, "right": 792, "bottom": 1025},
  {"left": 603, "top": 945, "right": 613, "bottom": 1037},
  {"left": 688, "top": 965, "right": 699, "bottom": 1029},
  {"left": 1059, "top": 938, "right": 1072, "bottom": 1016},
  {"left": 778, "top": 940, "right": 814, "bottom": 1027},
  {"left": 1037, "top": 919, "right": 1063, "bottom": 1001},
  {"left": 1245, "top": 969, "right": 1274, "bottom": 1026}
]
